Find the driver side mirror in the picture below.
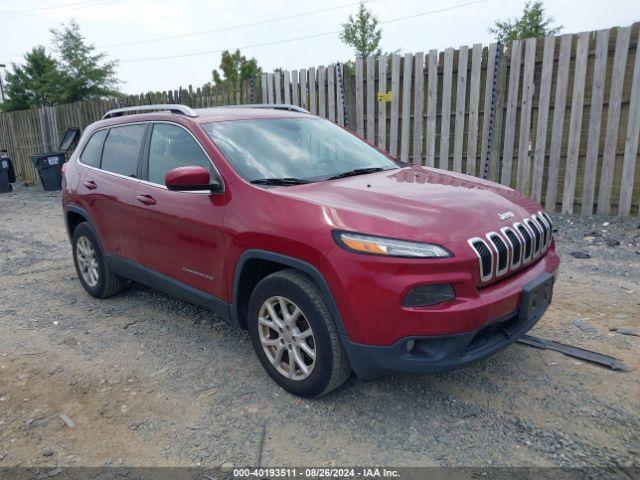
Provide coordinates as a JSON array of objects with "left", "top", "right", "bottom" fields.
[{"left": 165, "top": 166, "right": 222, "bottom": 192}]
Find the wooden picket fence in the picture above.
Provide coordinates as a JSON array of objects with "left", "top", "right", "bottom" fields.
[
  {"left": 260, "top": 23, "right": 640, "bottom": 217},
  {"left": 0, "top": 83, "right": 253, "bottom": 183},
  {"left": 1, "top": 23, "right": 639, "bottom": 216}
]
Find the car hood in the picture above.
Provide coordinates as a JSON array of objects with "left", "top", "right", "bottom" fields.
[{"left": 273, "top": 165, "right": 543, "bottom": 248}]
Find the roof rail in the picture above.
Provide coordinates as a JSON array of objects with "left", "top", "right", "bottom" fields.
[
  {"left": 227, "top": 104, "right": 310, "bottom": 114},
  {"left": 102, "top": 104, "right": 198, "bottom": 120}
]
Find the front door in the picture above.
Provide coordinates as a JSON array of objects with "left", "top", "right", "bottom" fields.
[{"left": 133, "top": 122, "right": 227, "bottom": 299}]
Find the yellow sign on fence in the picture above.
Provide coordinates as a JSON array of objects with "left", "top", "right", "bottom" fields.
[{"left": 377, "top": 92, "right": 393, "bottom": 102}]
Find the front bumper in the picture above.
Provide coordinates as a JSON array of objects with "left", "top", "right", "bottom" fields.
[
  {"left": 342, "top": 272, "right": 555, "bottom": 380},
  {"left": 322, "top": 242, "right": 560, "bottom": 345}
]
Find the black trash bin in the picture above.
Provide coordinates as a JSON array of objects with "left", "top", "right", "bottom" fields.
[
  {"left": 0, "top": 150, "right": 15, "bottom": 194},
  {"left": 31, "top": 128, "right": 80, "bottom": 191},
  {"left": 0, "top": 158, "right": 11, "bottom": 193},
  {"left": 31, "top": 152, "right": 65, "bottom": 191}
]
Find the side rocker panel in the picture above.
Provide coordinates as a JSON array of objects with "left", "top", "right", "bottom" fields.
[{"left": 106, "top": 254, "right": 231, "bottom": 320}]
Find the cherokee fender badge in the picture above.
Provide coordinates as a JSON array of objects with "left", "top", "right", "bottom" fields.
[{"left": 182, "top": 267, "right": 214, "bottom": 280}]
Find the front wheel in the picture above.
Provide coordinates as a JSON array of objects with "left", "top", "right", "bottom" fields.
[{"left": 248, "top": 269, "right": 352, "bottom": 397}]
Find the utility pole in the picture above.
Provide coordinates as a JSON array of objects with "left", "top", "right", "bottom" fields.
[{"left": 0, "top": 64, "right": 6, "bottom": 103}]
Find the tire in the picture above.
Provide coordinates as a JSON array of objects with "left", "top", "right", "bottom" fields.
[
  {"left": 72, "top": 222, "right": 125, "bottom": 299},
  {"left": 248, "top": 269, "right": 352, "bottom": 397}
]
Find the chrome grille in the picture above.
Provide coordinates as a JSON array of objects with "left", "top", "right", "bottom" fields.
[{"left": 468, "top": 213, "right": 554, "bottom": 285}]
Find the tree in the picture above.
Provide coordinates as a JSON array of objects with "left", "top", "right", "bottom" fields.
[
  {"left": 211, "top": 49, "right": 261, "bottom": 90},
  {"left": 339, "top": 2, "right": 382, "bottom": 59},
  {"left": 2, "top": 21, "right": 120, "bottom": 111},
  {"left": 1, "top": 47, "right": 67, "bottom": 112},
  {"left": 489, "top": 1, "right": 561, "bottom": 43},
  {"left": 50, "top": 20, "right": 119, "bottom": 102}
]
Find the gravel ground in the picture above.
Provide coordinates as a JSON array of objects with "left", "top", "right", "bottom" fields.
[{"left": 0, "top": 184, "right": 638, "bottom": 469}]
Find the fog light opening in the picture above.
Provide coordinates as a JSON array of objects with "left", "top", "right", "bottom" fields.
[
  {"left": 406, "top": 339, "right": 416, "bottom": 353},
  {"left": 402, "top": 284, "right": 455, "bottom": 307}
]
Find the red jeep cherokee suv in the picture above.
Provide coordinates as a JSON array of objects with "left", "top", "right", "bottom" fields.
[{"left": 62, "top": 104, "right": 559, "bottom": 397}]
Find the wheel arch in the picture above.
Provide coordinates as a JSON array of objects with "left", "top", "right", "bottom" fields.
[
  {"left": 66, "top": 208, "right": 87, "bottom": 237},
  {"left": 64, "top": 205, "right": 105, "bottom": 251},
  {"left": 231, "top": 250, "right": 347, "bottom": 337}
]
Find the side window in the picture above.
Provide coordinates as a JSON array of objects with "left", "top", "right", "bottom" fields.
[
  {"left": 79, "top": 129, "right": 107, "bottom": 167},
  {"left": 148, "top": 123, "right": 212, "bottom": 185},
  {"left": 101, "top": 124, "right": 146, "bottom": 177}
]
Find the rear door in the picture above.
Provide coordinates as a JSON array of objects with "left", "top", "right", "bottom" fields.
[
  {"left": 133, "top": 122, "right": 227, "bottom": 298},
  {"left": 79, "top": 123, "right": 147, "bottom": 263}
]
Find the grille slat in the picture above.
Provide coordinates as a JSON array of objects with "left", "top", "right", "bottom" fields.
[
  {"left": 541, "top": 211, "right": 553, "bottom": 231},
  {"left": 468, "top": 238, "right": 493, "bottom": 282},
  {"left": 502, "top": 227, "right": 522, "bottom": 268},
  {"left": 537, "top": 211, "right": 553, "bottom": 248},
  {"left": 526, "top": 218, "right": 543, "bottom": 256},
  {"left": 532, "top": 215, "right": 548, "bottom": 249},
  {"left": 538, "top": 215, "right": 550, "bottom": 247},
  {"left": 516, "top": 223, "right": 533, "bottom": 261},
  {"left": 487, "top": 233, "right": 509, "bottom": 275}
]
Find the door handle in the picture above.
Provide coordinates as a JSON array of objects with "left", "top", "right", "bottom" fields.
[
  {"left": 83, "top": 180, "right": 97, "bottom": 190},
  {"left": 136, "top": 194, "right": 157, "bottom": 206}
]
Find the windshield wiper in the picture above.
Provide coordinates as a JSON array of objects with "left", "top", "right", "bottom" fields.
[
  {"left": 327, "top": 167, "right": 384, "bottom": 180},
  {"left": 250, "top": 177, "right": 312, "bottom": 186}
]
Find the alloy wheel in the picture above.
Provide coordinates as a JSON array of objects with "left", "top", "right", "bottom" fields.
[
  {"left": 258, "top": 296, "right": 316, "bottom": 380},
  {"left": 76, "top": 236, "right": 99, "bottom": 287}
]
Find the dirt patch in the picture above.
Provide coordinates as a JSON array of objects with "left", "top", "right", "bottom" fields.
[{"left": 0, "top": 184, "right": 638, "bottom": 468}]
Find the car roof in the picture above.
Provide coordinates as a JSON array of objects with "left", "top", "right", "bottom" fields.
[
  {"left": 91, "top": 105, "right": 309, "bottom": 129},
  {"left": 83, "top": 106, "right": 313, "bottom": 136},
  {"left": 193, "top": 106, "right": 309, "bottom": 123}
]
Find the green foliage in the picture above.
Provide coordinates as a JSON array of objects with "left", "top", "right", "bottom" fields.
[
  {"left": 211, "top": 49, "right": 261, "bottom": 90},
  {"left": 339, "top": 2, "right": 382, "bottom": 59},
  {"left": 489, "top": 1, "right": 562, "bottom": 43},
  {"left": 1, "top": 47, "right": 67, "bottom": 112},
  {"left": 50, "top": 20, "right": 119, "bottom": 102},
  {"left": 1, "top": 20, "right": 119, "bottom": 112}
]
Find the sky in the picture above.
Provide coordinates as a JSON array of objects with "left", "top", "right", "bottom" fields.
[{"left": 0, "top": 0, "right": 636, "bottom": 94}]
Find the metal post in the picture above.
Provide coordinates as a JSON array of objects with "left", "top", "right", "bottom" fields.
[
  {"left": 0, "top": 64, "right": 6, "bottom": 103},
  {"left": 249, "top": 78, "right": 255, "bottom": 104},
  {"left": 481, "top": 41, "right": 501, "bottom": 180},
  {"left": 336, "top": 62, "right": 349, "bottom": 128}
]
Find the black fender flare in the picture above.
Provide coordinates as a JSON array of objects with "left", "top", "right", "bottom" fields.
[
  {"left": 63, "top": 205, "right": 104, "bottom": 250},
  {"left": 231, "top": 249, "right": 348, "bottom": 338}
]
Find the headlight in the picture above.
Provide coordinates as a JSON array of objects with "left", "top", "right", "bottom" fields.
[{"left": 333, "top": 231, "right": 452, "bottom": 258}]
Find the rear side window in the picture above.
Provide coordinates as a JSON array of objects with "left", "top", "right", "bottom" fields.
[
  {"left": 79, "top": 129, "right": 107, "bottom": 167},
  {"left": 147, "top": 123, "right": 212, "bottom": 185},
  {"left": 101, "top": 124, "right": 146, "bottom": 177}
]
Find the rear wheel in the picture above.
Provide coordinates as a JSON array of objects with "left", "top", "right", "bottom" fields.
[
  {"left": 72, "top": 222, "right": 125, "bottom": 299},
  {"left": 248, "top": 269, "right": 351, "bottom": 397}
]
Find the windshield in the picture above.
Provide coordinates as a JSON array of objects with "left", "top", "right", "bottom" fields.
[{"left": 202, "top": 117, "right": 399, "bottom": 182}]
